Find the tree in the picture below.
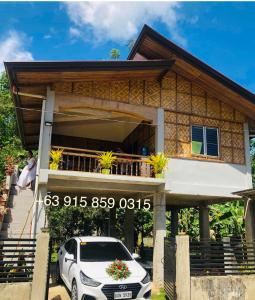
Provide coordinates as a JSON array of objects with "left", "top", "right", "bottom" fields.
[{"left": 110, "top": 48, "right": 120, "bottom": 60}]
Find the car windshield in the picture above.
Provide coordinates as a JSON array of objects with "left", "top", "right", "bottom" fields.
[{"left": 79, "top": 241, "right": 132, "bottom": 262}]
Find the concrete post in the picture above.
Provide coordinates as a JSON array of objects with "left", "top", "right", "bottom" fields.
[
  {"left": 152, "top": 192, "right": 166, "bottom": 291},
  {"left": 30, "top": 230, "right": 50, "bottom": 300},
  {"left": 245, "top": 198, "right": 255, "bottom": 242},
  {"left": 170, "top": 207, "right": 179, "bottom": 238},
  {"left": 124, "top": 208, "right": 135, "bottom": 253},
  {"left": 199, "top": 204, "right": 210, "bottom": 240},
  {"left": 109, "top": 207, "right": 117, "bottom": 238},
  {"left": 176, "top": 235, "right": 190, "bottom": 300},
  {"left": 155, "top": 108, "right": 164, "bottom": 153},
  {"left": 32, "top": 185, "right": 47, "bottom": 237}
]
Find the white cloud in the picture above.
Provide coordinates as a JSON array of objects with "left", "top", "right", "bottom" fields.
[
  {"left": 69, "top": 27, "right": 82, "bottom": 38},
  {"left": 65, "top": 2, "right": 187, "bottom": 46},
  {"left": 0, "top": 30, "right": 33, "bottom": 71}
]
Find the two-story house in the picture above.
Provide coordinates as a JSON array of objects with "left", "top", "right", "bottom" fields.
[{"left": 5, "top": 25, "right": 255, "bottom": 289}]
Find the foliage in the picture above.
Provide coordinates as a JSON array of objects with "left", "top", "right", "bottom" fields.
[
  {"left": 145, "top": 152, "right": 168, "bottom": 175},
  {"left": 110, "top": 48, "right": 120, "bottom": 60},
  {"left": 97, "top": 151, "right": 117, "bottom": 169},
  {"left": 106, "top": 259, "right": 131, "bottom": 280},
  {"left": 0, "top": 72, "right": 26, "bottom": 182},
  {"left": 49, "top": 148, "right": 63, "bottom": 170}
]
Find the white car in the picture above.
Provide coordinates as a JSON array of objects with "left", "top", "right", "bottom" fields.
[{"left": 57, "top": 236, "right": 151, "bottom": 300}]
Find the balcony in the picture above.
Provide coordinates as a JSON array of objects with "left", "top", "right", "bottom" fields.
[{"left": 52, "top": 146, "right": 152, "bottom": 177}]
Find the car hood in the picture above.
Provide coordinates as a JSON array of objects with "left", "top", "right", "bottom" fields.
[{"left": 79, "top": 260, "right": 146, "bottom": 284}]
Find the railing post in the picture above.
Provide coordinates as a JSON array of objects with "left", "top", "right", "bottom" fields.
[{"left": 176, "top": 235, "right": 191, "bottom": 300}]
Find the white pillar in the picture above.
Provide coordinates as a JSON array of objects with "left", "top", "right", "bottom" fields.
[
  {"left": 244, "top": 123, "right": 253, "bottom": 188},
  {"left": 155, "top": 108, "right": 164, "bottom": 153},
  {"left": 245, "top": 198, "right": 255, "bottom": 242},
  {"left": 199, "top": 204, "right": 210, "bottom": 240},
  {"left": 124, "top": 209, "right": 135, "bottom": 253},
  {"left": 152, "top": 192, "right": 166, "bottom": 290}
]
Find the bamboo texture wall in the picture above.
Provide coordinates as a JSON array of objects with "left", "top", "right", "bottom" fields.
[{"left": 54, "top": 70, "right": 246, "bottom": 165}]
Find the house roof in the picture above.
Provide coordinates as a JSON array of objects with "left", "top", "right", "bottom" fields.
[
  {"left": 128, "top": 25, "right": 255, "bottom": 127},
  {"left": 128, "top": 24, "right": 255, "bottom": 105}
]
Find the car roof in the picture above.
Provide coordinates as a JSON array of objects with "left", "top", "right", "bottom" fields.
[{"left": 72, "top": 236, "right": 121, "bottom": 243}]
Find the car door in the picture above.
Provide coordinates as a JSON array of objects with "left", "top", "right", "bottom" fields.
[
  {"left": 62, "top": 239, "right": 77, "bottom": 290},
  {"left": 60, "top": 239, "right": 73, "bottom": 288}
]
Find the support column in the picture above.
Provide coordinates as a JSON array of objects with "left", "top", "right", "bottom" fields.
[
  {"left": 153, "top": 192, "right": 166, "bottom": 291},
  {"left": 199, "top": 204, "right": 210, "bottom": 240},
  {"left": 155, "top": 108, "right": 164, "bottom": 153},
  {"left": 170, "top": 207, "right": 179, "bottom": 238},
  {"left": 245, "top": 198, "right": 255, "bottom": 242},
  {"left": 124, "top": 209, "right": 135, "bottom": 253}
]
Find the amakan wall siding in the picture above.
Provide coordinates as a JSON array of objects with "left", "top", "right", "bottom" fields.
[{"left": 53, "top": 70, "right": 246, "bottom": 165}]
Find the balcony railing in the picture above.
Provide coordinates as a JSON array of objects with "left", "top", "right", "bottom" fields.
[{"left": 52, "top": 146, "right": 152, "bottom": 177}]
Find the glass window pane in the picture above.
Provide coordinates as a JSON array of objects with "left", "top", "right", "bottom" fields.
[
  {"left": 192, "top": 126, "right": 204, "bottom": 154},
  {"left": 206, "top": 128, "right": 218, "bottom": 156}
]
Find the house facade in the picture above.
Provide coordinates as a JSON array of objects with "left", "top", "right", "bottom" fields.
[{"left": 5, "top": 25, "right": 255, "bottom": 289}]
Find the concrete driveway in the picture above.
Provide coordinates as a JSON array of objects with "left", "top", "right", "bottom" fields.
[{"left": 48, "top": 285, "right": 70, "bottom": 300}]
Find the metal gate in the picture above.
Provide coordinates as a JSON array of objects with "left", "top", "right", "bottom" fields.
[{"left": 164, "top": 238, "right": 176, "bottom": 300}]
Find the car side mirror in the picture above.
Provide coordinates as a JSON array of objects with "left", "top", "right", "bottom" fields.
[
  {"left": 132, "top": 253, "right": 140, "bottom": 260},
  {"left": 65, "top": 253, "right": 76, "bottom": 263}
]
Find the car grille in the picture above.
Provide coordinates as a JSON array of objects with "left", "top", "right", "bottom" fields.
[{"left": 101, "top": 283, "right": 142, "bottom": 300}]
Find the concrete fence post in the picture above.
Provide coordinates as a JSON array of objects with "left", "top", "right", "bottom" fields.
[
  {"left": 30, "top": 229, "right": 50, "bottom": 300},
  {"left": 176, "top": 235, "right": 191, "bottom": 300}
]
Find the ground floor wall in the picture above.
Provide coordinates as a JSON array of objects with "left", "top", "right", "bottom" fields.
[
  {"left": 191, "top": 275, "right": 255, "bottom": 300},
  {"left": 0, "top": 283, "right": 31, "bottom": 300}
]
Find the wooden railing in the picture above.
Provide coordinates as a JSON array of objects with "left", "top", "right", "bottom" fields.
[
  {"left": 52, "top": 146, "right": 152, "bottom": 177},
  {"left": 0, "top": 238, "right": 36, "bottom": 283},
  {"left": 190, "top": 238, "right": 255, "bottom": 276}
]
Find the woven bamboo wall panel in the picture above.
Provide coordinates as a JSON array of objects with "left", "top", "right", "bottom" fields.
[
  {"left": 235, "top": 110, "right": 246, "bottom": 122},
  {"left": 129, "top": 80, "right": 144, "bottom": 105},
  {"left": 54, "top": 82, "right": 72, "bottom": 94},
  {"left": 192, "top": 83, "right": 205, "bottom": 97},
  {"left": 165, "top": 123, "right": 177, "bottom": 140},
  {"left": 221, "top": 131, "right": 232, "bottom": 147},
  {"left": 177, "top": 142, "right": 190, "bottom": 156},
  {"left": 73, "top": 82, "right": 93, "bottom": 97},
  {"left": 221, "top": 147, "right": 233, "bottom": 163},
  {"left": 207, "top": 97, "right": 220, "bottom": 119},
  {"left": 221, "top": 103, "right": 234, "bottom": 121},
  {"left": 177, "top": 93, "right": 192, "bottom": 113},
  {"left": 93, "top": 81, "right": 111, "bottom": 100},
  {"left": 192, "top": 95, "right": 206, "bottom": 116},
  {"left": 163, "top": 72, "right": 176, "bottom": 90},
  {"left": 144, "top": 80, "right": 161, "bottom": 107},
  {"left": 232, "top": 122, "right": 243, "bottom": 133},
  {"left": 177, "top": 114, "right": 190, "bottom": 125},
  {"left": 165, "top": 111, "right": 176, "bottom": 123},
  {"left": 177, "top": 75, "right": 191, "bottom": 93},
  {"left": 190, "top": 116, "right": 204, "bottom": 125},
  {"left": 232, "top": 133, "right": 244, "bottom": 149},
  {"left": 221, "top": 121, "right": 232, "bottom": 132},
  {"left": 233, "top": 148, "right": 245, "bottom": 164},
  {"left": 206, "top": 118, "right": 220, "bottom": 127},
  {"left": 177, "top": 125, "right": 190, "bottom": 143},
  {"left": 162, "top": 89, "right": 177, "bottom": 110},
  {"left": 165, "top": 139, "right": 176, "bottom": 156},
  {"left": 110, "top": 81, "right": 129, "bottom": 103}
]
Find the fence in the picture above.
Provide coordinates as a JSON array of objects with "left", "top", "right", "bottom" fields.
[
  {"left": 53, "top": 146, "right": 152, "bottom": 177},
  {"left": 164, "top": 238, "right": 177, "bottom": 300},
  {"left": 0, "top": 238, "right": 36, "bottom": 283},
  {"left": 190, "top": 238, "right": 255, "bottom": 276}
]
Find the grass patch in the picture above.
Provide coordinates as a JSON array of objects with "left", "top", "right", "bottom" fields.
[{"left": 152, "top": 289, "right": 166, "bottom": 300}]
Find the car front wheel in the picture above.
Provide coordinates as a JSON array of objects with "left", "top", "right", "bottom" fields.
[{"left": 71, "top": 280, "right": 78, "bottom": 300}]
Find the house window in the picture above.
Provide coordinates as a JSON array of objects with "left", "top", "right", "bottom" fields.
[{"left": 191, "top": 125, "right": 219, "bottom": 157}]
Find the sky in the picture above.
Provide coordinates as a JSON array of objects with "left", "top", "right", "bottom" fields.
[{"left": 1, "top": 1, "right": 255, "bottom": 92}]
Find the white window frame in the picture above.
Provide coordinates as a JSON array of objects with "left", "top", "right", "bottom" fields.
[{"left": 191, "top": 125, "right": 219, "bottom": 157}]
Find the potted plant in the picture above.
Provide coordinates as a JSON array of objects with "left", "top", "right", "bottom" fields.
[
  {"left": 97, "top": 152, "right": 117, "bottom": 175},
  {"left": 145, "top": 152, "right": 168, "bottom": 178},
  {"left": 49, "top": 149, "right": 63, "bottom": 170}
]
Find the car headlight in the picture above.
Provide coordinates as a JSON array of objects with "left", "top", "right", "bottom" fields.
[
  {"left": 80, "top": 271, "right": 101, "bottom": 287},
  {"left": 141, "top": 272, "right": 151, "bottom": 284}
]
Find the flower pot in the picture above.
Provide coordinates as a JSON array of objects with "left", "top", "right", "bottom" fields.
[
  {"left": 102, "top": 168, "right": 111, "bottom": 175},
  {"left": 155, "top": 173, "right": 164, "bottom": 179}
]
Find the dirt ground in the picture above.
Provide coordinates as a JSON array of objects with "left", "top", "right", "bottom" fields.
[{"left": 48, "top": 284, "right": 71, "bottom": 300}]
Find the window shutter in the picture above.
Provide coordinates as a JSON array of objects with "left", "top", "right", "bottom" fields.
[
  {"left": 192, "top": 126, "right": 204, "bottom": 154},
  {"left": 206, "top": 128, "right": 219, "bottom": 156}
]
